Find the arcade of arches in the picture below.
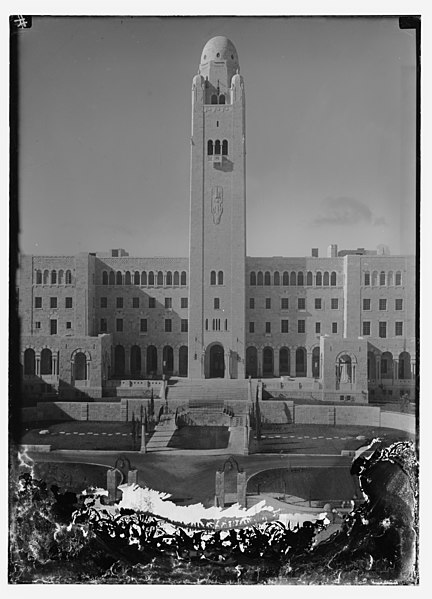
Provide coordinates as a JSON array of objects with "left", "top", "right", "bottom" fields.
[{"left": 112, "top": 345, "right": 189, "bottom": 378}]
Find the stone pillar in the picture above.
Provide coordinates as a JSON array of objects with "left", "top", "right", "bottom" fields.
[
  {"left": 107, "top": 469, "right": 119, "bottom": 503},
  {"left": 243, "top": 425, "right": 249, "bottom": 455},
  {"left": 52, "top": 353, "right": 58, "bottom": 376},
  {"left": 215, "top": 471, "right": 224, "bottom": 508},
  {"left": 224, "top": 352, "right": 230, "bottom": 379},
  {"left": 393, "top": 359, "right": 399, "bottom": 381},
  {"left": 376, "top": 357, "right": 381, "bottom": 383},
  {"left": 237, "top": 471, "right": 247, "bottom": 507},
  {"left": 124, "top": 347, "right": 131, "bottom": 378},
  {"left": 411, "top": 359, "right": 416, "bottom": 380},
  {"left": 127, "top": 469, "right": 138, "bottom": 484},
  {"left": 273, "top": 348, "right": 280, "bottom": 377},
  {"left": 173, "top": 348, "right": 179, "bottom": 376},
  {"left": 35, "top": 355, "right": 41, "bottom": 376},
  {"left": 156, "top": 347, "right": 163, "bottom": 376},
  {"left": 248, "top": 376, "right": 252, "bottom": 402},
  {"left": 257, "top": 380, "right": 263, "bottom": 401},
  {"left": 306, "top": 351, "right": 312, "bottom": 378},
  {"left": 290, "top": 348, "right": 296, "bottom": 377}
]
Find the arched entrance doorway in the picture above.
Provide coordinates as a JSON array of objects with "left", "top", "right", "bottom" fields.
[
  {"left": 246, "top": 347, "right": 258, "bottom": 378},
  {"left": 209, "top": 344, "right": 225, "bottom": 378},
  {"left": 263, "top": 347, "right": 274, "bottom": 377}
]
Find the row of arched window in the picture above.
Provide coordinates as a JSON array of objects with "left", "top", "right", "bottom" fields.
[
  {"left": 249, "top": 270, "right": 338, "bottom": 287},
  {"left": 245, "top": 346, "right": 318, "bottom": 378},
  {"left": 207, "top": 139, "right": 228, "bottom": 156},
  {"left": 101, "top": 270, "right": 187, "bottom": 286},
  {"left": 364, "top": 271, "right": 403, "bottom": 286},
  {"left": 35, "top": 269, "right": 73, "bottom": 285},
  {"left": 210, "top": 93, "right": 226, "bottom": 105},
  {"left": 113, "top": 344, "right": 188, "bottom": 377},
  {"left": 210, "top": 270, "right": 224, "bottom": 285},
  {"left": 23, "top": 348, "right": 87, "bottom": 380}
]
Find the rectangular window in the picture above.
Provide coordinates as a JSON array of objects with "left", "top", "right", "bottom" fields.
[
  {"left": 100, "top": 318, "right": 107, "bottom": 333},
  {"left": 298, "top": 298, "right": 306, "bottom": 310},
  {"left": 315, "top": 322, "right": 321, "bottom": 334},
  {"left": 116, "top": 318, "right": 123, "bottom": 332},
  {"left": 149, "top": 297, "right": 156, "bottom": 308},
  {"left": 265, "top": 322, "right": 271, "bottom": 334},
  {"left": 165, "top": 319, "right": 172, "bottom": 332},
  {"left": 395, "top": 272, "right": 402, "bottom": 286},
  {"left": 315, "top": 298, "right": 322, "bottom": 310},
  {"left": 100, "top": 297, "right": 108, "bottom": 308},
  {"left": 395, "top": 321, "right": 403, "bottom": 336},
  {"left": 50, "top": 319, "right": 57, "bottom": 335},
  {"left": 50, "top": 297, "right": 57, "bottom": 309},
  {"left": 298, "top": 319, "right": 305, "bottom": 333},
  {"left": 265, "top": 298, "right": 271, "bottom": 309},
  {"left": 249, "top": 321, "right": 255, "bottom": 333},
  {"left": 133, "top": 297, "right": 140, "bottom": 308},
  {"left": 181, "top": 318, "right": 188, "bottom": 332},
  {"left": 363, "top": 299, "right": 371, "bottom": 311},
  {"left": 395, "top": 299, "right": 403, "bottom": 311},
  {"left": 331, "top": 298, "right": 339, "bottom": 309},
  {"left": 65, "top": 297, "right": 73, "bottom": 309},
  {"left": 281, "top": 319, "right": 289, "bottom": 333},
  {"left": 362, "top": 321, "right": 371, "bottom": 336},
  {"left": 379, "top": 321, "right": 387, "bottom": 338},
  {"left": 281, "top": 297, "right": 289, "bottom": 310},
  {"left": 140, "top": 318, "right": 147, "bottom": 332},
  {"left": 165, "top": 297, "right": 172, "bottom": 309},
  {"left": 332, "top": 322, "right": 338, "bottom": 334},
  {"left": 249, "top": 297, "right": 255, "bottom": 309},
  {"left": 35, "top": 297, "right": 42, "bottom": 309},
  {"left": 116, "top": 297, "right": 123, "bottom": 309},
  {"left": 181, "top": 297, "right": 188, "bottom": 309},
  {"left": 379, "top": 299, "right": 387, "bottom": 311},
  {"left": 364, "top": 272, "right": 370, "bottom": 286},
  {"left": 66, "top": 321, "right": 72, "bottom": 330},
  {"left": 35, "top": 321, "right": 41, "bottom": 329},
  {"left": 214, "top": 298, "right": 220, "bottom": 310}
]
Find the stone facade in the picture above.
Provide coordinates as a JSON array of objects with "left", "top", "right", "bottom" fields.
[{"left": 16, "top": 37, "right": 416, "bottom": 403}]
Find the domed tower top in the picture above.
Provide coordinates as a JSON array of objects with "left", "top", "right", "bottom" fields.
[{"left": 198, "top": 36, "right": 239, "bottom": 91}]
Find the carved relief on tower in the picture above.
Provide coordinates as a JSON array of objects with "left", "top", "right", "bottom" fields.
[{"left": 211, "top": 186, "right": 224, "bottom": 224}]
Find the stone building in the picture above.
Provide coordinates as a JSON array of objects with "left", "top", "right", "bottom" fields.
[{"left": 17, "top": 36, "right": 416, "bottom": 404}]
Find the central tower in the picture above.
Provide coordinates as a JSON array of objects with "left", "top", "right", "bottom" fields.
[{"left": 188, "top": 37, "right": 246, "bottom": 379}]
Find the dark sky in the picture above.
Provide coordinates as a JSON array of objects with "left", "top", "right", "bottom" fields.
[{"left": 16, "top": 15, "right": 417, "bottom": 258}]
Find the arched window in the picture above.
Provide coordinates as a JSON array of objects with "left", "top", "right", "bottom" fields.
[
  {"left": 274, "top": 271, "right": 280, "bottom": 286},
  {"left": 125, "top": 271, "right": 131, "bottom": 285},
  {"left": 323, "top": 271, "right": 329, "bottom": 286},
  {"left": 211, "top": 94, "right": 218, "bottom": 104},
  {"left": 114, "top": 345, "right": 125, "bottom": 378},
  {"left": 207, "top": 140, "right": 214, "bottom": 155},
  {"left": 166, "top": 271, "right": 172, "bottom": 286},
  {"left": 364, "top": 271, "right": 370, "bottom": 286},
  {"left": 210, "top": 270, "right": 216, "bottom": 285},
  {"left": 395, "top": 271, "right": 402, "bottom": 286},
  {"left": 290, "top": 271, "right": 297, "bottom": 286},
  {"left": 174, "top": 271, "right": 179, "bottom": 286},
  {"left": 316, "top": 272, "right": 322, "bottom": 286},
  {"left": 116, "top": 271, "right": 123, "bottom": 285},
  {"left": 24, "top": 348, "right": 35, "bottom": 375},
  {"left": 387, "top": 271, "right": 393, "bottom": 286},
  {"left": 40, "top": 348, "right": 52, "bottom": 375},
  {"left": 58, "top": 270, "right": 64, "bottom": 284},
  {"left": 398, "top": 351, "right": 411, "bottom": 380},
  {"left": 330, "top": 271, "right": 337, "bottom": 286},
  {"left": 130, "top": 345, "right": 142, "bottom": 377},
  {"left": 102, "top": 271, "right": 108, "bottom": 285},
  {"left": 246, "top": 347, "right": 258, "bottom": 378},
  {"left": 279, "top": 347, "right": 290, "bottom": 376},
  {"left": 219, "top": 94, "right": 225, "bottom": 105},
  {"left": 380, "top": 271, "right": 386, "bottom": 286},
  {"left": 337, "top": 354, "right": 353, "bottom": 384},
  {"left": 295, "top": 347, "right": 306, "bottom": 377},
  {"left": 36, "top": 270, "right": 42, "bottom": 284},
  {"left": 372, "top": 271, "right": 378, "bottom": 286},
  {"left": 179, "top": 346, "right": 188, "bottom": 377},
  {"left": 222, "top": 139, "right": 228, "bottom": 155},
  {"left": 263, "top": 347, "right": 274, "bottom": 377},
  {"left": 74, "top": 352, "right": 87, "bottom": 381},
  {"left": 157, "top": 271, "right": 164, "bottom": 286},
  {"left": 163, "top": 346, "right": 174, "bottom": 375},
  {"left": 218, "top": 270, "right": 224, "bottom": 285},
  {"left": 141, "top": 271, "right": 147, "bottom": 286},
  {"left": 381, "top": 352, "right": 393, "bottom": 379},
  {"left": 109, "top": 271, "right": 115, "bottom": 286},
  {"left": 134, "top": 271, "right": 140, "bottom": 285},
  {"left": 264, "top": 271, "right": 271, "bottom": 286},
  {"left": 43, "top": 270, "right": 49, "bottom": 284},
  {"left": 297, "top": 272, "right": 304, "bottom": 286},
  {"left": 148, "top": 271, "right": 155, "bottom": 286},
  {"left": 282, "top": 271, "right": 289, "bottom": 286},
  {"left": 51, "top": 270, "right": 57, "bottom": 284},
  {"left": 214, "top": 140, "right": 221, "bottom": 155},
  {"left": 181, "top": 271, "right": 187, "bottom": 285},
  {"left": 250, "top": 272, "right": 256, "bottom": 286},
  {"left": 65, "top": 270, "right": 72, "bottom": 285},
  {"left": 306, "top": 271, "right": 313, "bottom": 286},
  {"left": 257, "top": 271, "right": 263, "bottom": 286},
  {"left": 146, "top": 345, "right": 157, "bottom": 376}
]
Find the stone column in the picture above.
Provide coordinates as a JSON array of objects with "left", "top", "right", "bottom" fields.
[
  {"left": 124, "top": 347, "right": 131, "bottom": 378},
  {"left": 306, "top": 351, "right": 312, "bottom": 378},
  {"left": 376, "top": 357, "right": 381, "bottom": 383},
  {"left": 273, "top": 348, "right": 280, "bottom": 377},
  {"left": 35, "top": 354, "right": 41, "bottom": 376},
  {"left": 215, "top": 471, "right": 224, "bottom": 508},
  {"left": 156, "top": 347, "right": 163, "bottom": 376},
  {"left": 237, "top": 471, "right": 247, "bottom": 507},
  {"left": 173, "top": 348, "right": 179, "bottom": 376},
  {"left": 107, "top": 469, "right": 119, "bottom": 503},
  {"left": 410, "top": 359, "right": 416, "bottom": 380},
  {"left": 224, "top": 351, "right": 230, "bottom": 379},
  {"left": 393, "top": 359, "right": 399, "bottom": 381},
  {"left": 290, "top": 349, "right": 296, "bottom": 376}
]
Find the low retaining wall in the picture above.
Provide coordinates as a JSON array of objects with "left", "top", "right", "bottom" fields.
[
  {"left": 294, "top": 405, "right": 335, "bottom": 425},
  {"left": 380, "top": 411, "right": 416, "bottom": 434},
  {"left": 335, "top": 406, "right": 381, "bottom": 427}
]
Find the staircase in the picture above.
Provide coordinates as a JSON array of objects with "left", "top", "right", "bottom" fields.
[
  {"left": 167, "top": 379, "right": 249, "bottom": 403},
  {"left": 146, "top": 412, "right": 177, "bottom": 451}
]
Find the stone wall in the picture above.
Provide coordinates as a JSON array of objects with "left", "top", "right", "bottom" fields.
[
  {"left": 294, "top": 405, "right": 335, "bottom": 425},
  {"left": 380, "top": 410, "right": 416, "bottom": 434},
  {"left": 335, "top": 405, "right": 381, "bottom": 427}
]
